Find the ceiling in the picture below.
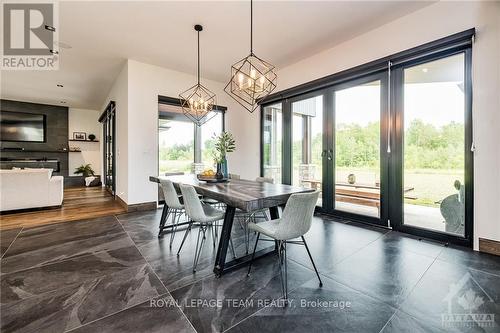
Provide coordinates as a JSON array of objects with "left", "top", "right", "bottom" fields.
[{"left": 1, "top": 1, "right": 434, "bottom": 110}]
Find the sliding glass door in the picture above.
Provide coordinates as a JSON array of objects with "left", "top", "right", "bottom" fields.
[
  {"left": 262, "top": 103, "right": 283, "bottom": 184},
  {"left": 333, "top": 78, "right": 385, "bottom": 219},
  {"left": 290, "top": 94, "right": 324, "bottom": 205},
  {"left": 391, "top": 51, "right": 472, "bottom": 241},
  {"left": 100, "top": 101, "right": 116, "bottom": 195},
  {"left": 260, "top": 31, "right": 473, "bottom": 245}
]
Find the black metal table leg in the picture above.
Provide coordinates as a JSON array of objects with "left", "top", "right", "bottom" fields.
[
  {"left": 214, "top": 206, "right": 236, "bottom": 277},
  {"left": 269, "top": 206, "right": 280, "bottom": 250},
  {"left": 269, "top": 206, "right": 280, "bottom": 220},
  {"left": 158, "top": 203, "right": 169, "bottom": 235},
  {"left": 213, "top": 205, "right": 281, "bottom": 277}
]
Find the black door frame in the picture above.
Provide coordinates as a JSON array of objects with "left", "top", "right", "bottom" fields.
[
  {"left": 325, "top": 71, "right": 389, "bottom": 226},
  {"left": 259, "top": 29, "right": 475, "bottom": 247},
  {"left": 99, "top": 101, "right": 116, "bottom": 196},
  {"left": 286, "top": 89, "right": 329, "bottom": 193},
  {"left": 389, "top": 47, "right": 474, "bottom": 247}
]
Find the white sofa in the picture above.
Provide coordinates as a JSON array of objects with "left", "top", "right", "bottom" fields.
[{"left": 0, "top": 169, "right": 64, "bottom": 212}]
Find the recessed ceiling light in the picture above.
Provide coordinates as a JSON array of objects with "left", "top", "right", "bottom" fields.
[
  {"left": 422, "top": 68, "right": 428, "bottom": 73},
  {"left": 60, "top": 101, "right": 66, "bottom": 104},
  {"left": 57, "top": 84, "right": 63, "bottom": 87},
  {"left": 56, "top": 41, "right": 72, "bottom": 49}
]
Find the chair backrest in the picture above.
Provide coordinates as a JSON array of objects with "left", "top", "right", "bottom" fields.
[
  {"left": 179, "top": 184, "right": 206, "bottom": 222},
  {"left": 229, "top": 173, "right": 240, "bottom": 180},
  {"left": 255, "top": 176, "right": 274, "bottom": 184},
  {"left": 159, "top": 179, "right": 183, "bottom": 209},
  {"left": 275, "top": 191, "right": 319, "bottom": 240}
]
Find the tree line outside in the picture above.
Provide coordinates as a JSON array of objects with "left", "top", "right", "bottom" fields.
[
  {"left": 305, "top": 119, "right": 464, "bottom": 207},
  {"left": 164, "top": 119, "right": 464, "bottom": 207},
  {"left": 158, "top": 139, "right": 217, "bottom": 173}
]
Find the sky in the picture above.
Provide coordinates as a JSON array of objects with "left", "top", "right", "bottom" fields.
[{"left": 160, "top": 59, "right": 465, "bottom": 148}]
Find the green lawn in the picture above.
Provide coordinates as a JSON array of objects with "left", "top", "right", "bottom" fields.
[
  {"left": 336, "top": 167, "right": 463, "bottom": 208},
  {"left": 404, "top": 168, "right": 463, "bottom": 207},
  {"left": 159, "top": 160, "right": 192, "bottom": 174}
]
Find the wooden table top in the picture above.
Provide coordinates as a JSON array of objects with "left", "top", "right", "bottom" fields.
[{"left": 150, "top": 175, "right": 314, "bottom": 212}]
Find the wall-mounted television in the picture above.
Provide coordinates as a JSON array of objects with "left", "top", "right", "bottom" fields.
[{"left": 0, "top": 111, "right": 46, "bottom": 142}]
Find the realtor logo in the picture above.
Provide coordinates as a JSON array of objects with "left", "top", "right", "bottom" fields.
[
  {"left": 442, "top": 272, "right": 495, "bottom": 329},
  {"left": 1, "top": 1, "right": 59, "bottom": 69}
]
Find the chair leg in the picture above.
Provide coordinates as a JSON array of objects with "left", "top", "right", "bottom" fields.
[
  {"left": 283, "top": 241, "right": 288, "bottom": 299},
  {"left": 211, "top": 223, "right": 216, "bottom": 248},
  {"left": 169, "top": 209, "right": 179, "bottom": 248},
  {"left": 302, "top": 236, "right": 323, "bottom": 287},
  {"left": 229, "top": 236, "right": 236, "bottom": 259},
  {"left": 177, "top": 222, "right": 192, "bottom": 256},
  {"left": 193, "top": 225, "right": 206, "bottom": 272},
  {"left": 247, "top": 232, "right": 260, "bottom": 276},
  {"left": 244, "top": 216, "right": 250, "bottom": 254},
  {"left": 278, "top": 241, "right": 288, "bottom": 298},
  {"left": 277, "top": 241, "right": 285, "bottom": 299},
  {"left": 193, "top": 225, "right": 202, "bottom": 271}
]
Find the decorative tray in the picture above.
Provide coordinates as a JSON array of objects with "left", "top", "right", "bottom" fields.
[{"left": 196, "top": 175, "right": 229, "bottom": 183}]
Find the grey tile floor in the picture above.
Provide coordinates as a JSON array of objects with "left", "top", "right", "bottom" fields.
[{"left": 1, "top": 210, "right": 499, "bottom": 333}]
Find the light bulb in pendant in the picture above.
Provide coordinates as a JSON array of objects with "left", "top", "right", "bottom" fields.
[{"left": 250, "top": 68, "right": 256, "bottom": 79}]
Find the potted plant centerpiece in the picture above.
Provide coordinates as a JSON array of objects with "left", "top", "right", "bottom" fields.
[{"left": 212, "top": 131, "right": 236, "bottom": 178}]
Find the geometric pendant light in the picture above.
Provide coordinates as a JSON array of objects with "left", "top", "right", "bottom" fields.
[
  {"left": 179, "top": 24, "right": 217, "bottom": 126},
  {"left": 224, "top": 0, "right": 277, "bottom": 113}
]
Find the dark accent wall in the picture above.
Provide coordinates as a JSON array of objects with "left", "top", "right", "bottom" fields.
[{"left": 0, "top": 99, "right": 69, "bottom": 179}]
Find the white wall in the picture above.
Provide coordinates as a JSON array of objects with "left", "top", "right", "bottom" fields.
[
  {"left": 101, "top": 62, "right": 128, "bottom": 202},
  {"left": 126, "top": 59, "right": 258, "bottom": 205},
  {"left": 103, "top": 59, "right": 259, "bottom": 205},
  {"left": 275, "top": 1, "right": 500, "bottom": 249},
  {"left": 68, "top": 108, "right": 101, "bottom": 176}
]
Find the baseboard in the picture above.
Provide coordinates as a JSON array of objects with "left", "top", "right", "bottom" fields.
[
  {"left": 115, "top": 195, "right": 128, "bottom": 210},
  {"left": 479, "top": 238, "right": 500, "bottom": 256},
  {"left": 0, "top": 205, "right": 62, "bottom": 215},
  {"left": 126, "top": 201, "right": 157, "bottom": 212},
  {"left": 115, "top": 195, "right": 156, "bottom": 212}
]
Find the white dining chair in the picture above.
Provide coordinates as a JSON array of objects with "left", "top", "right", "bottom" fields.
[
  {"left": 178, "top": 184, "right": 236, "bottom": 272},
  {"left": 247, "top": 190, "right": 322, "bottom": 300},
  {"left": 159, "top": 179, "right": 186, "bottom": 247}
]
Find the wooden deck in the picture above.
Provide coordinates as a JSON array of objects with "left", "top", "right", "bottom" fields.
[{"left": 0, "top": 187, "right": 126, "bottom": 230}]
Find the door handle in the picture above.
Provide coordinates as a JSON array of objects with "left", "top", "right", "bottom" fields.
[
  {"left": 321, "top": 151, "right": 326, "bottom": 158},
  {"left": 327, "top": 149, "right": 333, "bottom": 161}
]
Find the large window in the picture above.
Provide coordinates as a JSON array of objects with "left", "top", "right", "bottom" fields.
[
  {"left": 402, "top": 54, "right": 466, "bottom": 236},
  {"left": 291, "top": 95, "right": 324, "bottom": 205},
  {"left": 158, "top": 100, "right": 224, "bottom": 175},
  {"left": 201, "top": 112, "right": 223, "bottom": 170},
  {"left": 334, "top": 80, "right": 381, "bottom": 218},
  {"left": 262, "top": 103, "right": 282, "bottom": 183},
  {"left": 259, "top": 30, "right": 473, "bottom": 246},
  {"left": 159, "top": 117, "right": 194, "bottom": 174}
]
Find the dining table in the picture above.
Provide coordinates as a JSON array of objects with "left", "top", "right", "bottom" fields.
[{"left": 149, "top": 174, "right": 314, "bottom": 277}]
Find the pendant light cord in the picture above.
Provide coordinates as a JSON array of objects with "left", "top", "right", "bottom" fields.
[
  {"left": 197, "top": 29, "right": 200, "bottom": 85},
  {"left": 250, "top": 0, "right": 253, "bottom": 54}
]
